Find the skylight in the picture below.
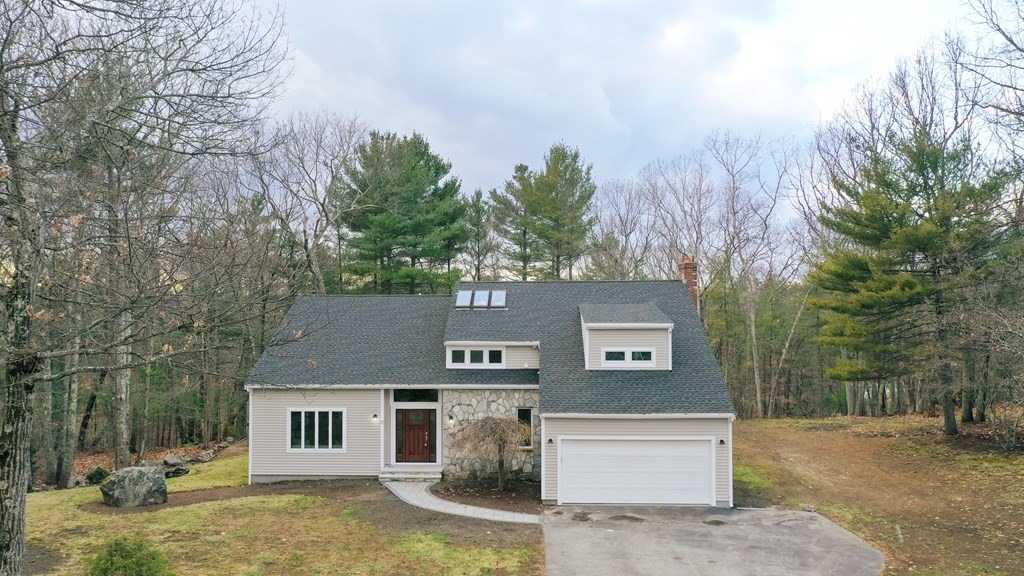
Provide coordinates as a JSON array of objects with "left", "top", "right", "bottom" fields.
[
  {"left": 472, "top": 290, "right": 490, "bottom": 308},
  {"left": 455, "top": 290, "right": 472, "bottom": 307},
  {"left": 490, "top": 290, "right": 506, "bottom": 308}
]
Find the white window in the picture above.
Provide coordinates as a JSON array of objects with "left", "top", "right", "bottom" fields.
[
  {"left": 601, "top": 348, "right": 656, "bottom": 368},
  {"left": 446, "top": 347, "right": 505, "bottom": 369},
  {"left": 288, "top": 409, "right": 345, "bottom": 451}
]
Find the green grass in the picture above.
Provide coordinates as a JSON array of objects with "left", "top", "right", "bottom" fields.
[
  {"left": 27, "top": 455, "right": 539, "bottom": 576},
  {"left": 733, "top": 463, "right": 773, "bottom": 492}
]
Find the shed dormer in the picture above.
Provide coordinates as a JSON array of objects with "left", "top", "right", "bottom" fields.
[{"left": 580, "top": 303, "right": 673, "bottom": 370}]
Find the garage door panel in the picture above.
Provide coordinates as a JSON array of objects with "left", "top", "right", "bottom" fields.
[{"left": 560, "top": 438, "right": 713, "bottom": 505}]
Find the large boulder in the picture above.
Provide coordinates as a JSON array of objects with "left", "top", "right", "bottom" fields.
[{"left": 100, "top": 467, "right": 168, "bottom": 507}]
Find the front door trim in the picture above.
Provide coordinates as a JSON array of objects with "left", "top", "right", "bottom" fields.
[{"left": 390, "top": 389, "right": 441, "bottom": 466}]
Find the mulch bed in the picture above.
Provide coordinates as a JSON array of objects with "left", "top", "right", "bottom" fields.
[{"left": 431, "top": 479, "right": 543, "bottom": 514}]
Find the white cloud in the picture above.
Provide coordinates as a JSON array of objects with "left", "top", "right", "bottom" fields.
[{"left": 260, "top": 0, "right": 965, "bottom": 192}]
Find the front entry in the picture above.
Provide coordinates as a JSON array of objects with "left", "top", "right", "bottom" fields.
[{"left": 395, "top": 408, "right": 436, "bottom": 463}]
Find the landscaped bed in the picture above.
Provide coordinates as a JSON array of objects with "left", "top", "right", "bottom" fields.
[
  {"left": 26, "top": 451, "right": 543, "bottom": 576},
  {"left": 432, "top": 479, "right": 543, "bottom": 514}
]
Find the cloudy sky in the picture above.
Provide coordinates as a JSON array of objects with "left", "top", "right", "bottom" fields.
[{"left": 262, "top": 0, "right": 966, "bottom": 193}]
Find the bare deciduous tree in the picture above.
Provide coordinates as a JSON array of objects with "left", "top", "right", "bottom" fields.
[{"left": 451, "top": 416, "right": 531, "bottom": 491}]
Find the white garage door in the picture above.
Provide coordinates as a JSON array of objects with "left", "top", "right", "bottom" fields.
[{"left": 559, "top": 438, "right": 714, "bottom": 505}]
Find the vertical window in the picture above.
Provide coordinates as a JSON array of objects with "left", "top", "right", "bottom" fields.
[
  {"left": 289, "top": 409, "right": 345, "bottom": 450},
  {"left": 303, "top": 412, "right": 315, "bottom": 448},
  {"left": 517, "top": 408, "right": 533, "bottom": 448},
  {"left": 290, "top": 412, "right": 302, "bottom": 449}
]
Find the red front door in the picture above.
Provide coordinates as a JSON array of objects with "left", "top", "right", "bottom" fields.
[{"left": 396, "top": 409, "right": 436, "bottom": 463}]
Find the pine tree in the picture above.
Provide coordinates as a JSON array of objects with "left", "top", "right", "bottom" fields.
[{"left": 338, "top": 131, "right": 467, "bottom": 294}]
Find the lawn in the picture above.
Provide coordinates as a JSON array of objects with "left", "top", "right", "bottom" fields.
[
  {"left": 734, "top": 416, "right": 1024, "bottom": 576},
  {"left": 26, "top": 453, "right": 542, "bottom": 576}
]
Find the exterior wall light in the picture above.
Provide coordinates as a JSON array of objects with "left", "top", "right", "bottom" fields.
[{"left": 372, "top": 414, "right": 379, "bottom": 423}]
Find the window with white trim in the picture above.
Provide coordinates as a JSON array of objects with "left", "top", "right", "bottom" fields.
[
  {"left": 289, "top": 409, "right": 345, "bottom": 450},
  {"left": 447, "top": 347, "right": 505, "bottom": 368},
  {"left": 601, "top": 348, "right": 655, "bottom": 368}
]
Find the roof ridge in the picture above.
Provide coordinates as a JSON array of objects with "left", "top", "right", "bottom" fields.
[
  {"left": 297, "top": 294, "right": 452, "bottom": 298},
  {"left": 456, "top": 280, "right": 684, "bottom": 284}
]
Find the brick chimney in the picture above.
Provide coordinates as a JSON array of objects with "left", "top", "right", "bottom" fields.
[{"left": 678, "top": 257, "right": 698, "bottom": 305}]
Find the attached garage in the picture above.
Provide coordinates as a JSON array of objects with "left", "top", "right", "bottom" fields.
[
  {"left": 542, "top": 416, "right": 733, "bottom": 507},
  {"left": 558, "top": 437, "right": 714, "bottom": 505}
]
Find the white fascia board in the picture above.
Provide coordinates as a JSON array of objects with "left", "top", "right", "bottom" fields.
[
  {"left": 444, "top": 340, "right": 540, "bottom": 347},
  {"left": 583, "top": 323, "right": 674, "bottom": 330},
  {"left": 542, "top": 412, "right": 736, "bottom": 420},
  {"left": 246, "top": 383, "right": 540, "bottom": 391}
]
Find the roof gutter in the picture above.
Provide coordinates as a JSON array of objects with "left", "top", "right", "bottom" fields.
[
  {"left": 542, "top": 412, "right": 736, "bottom": 421},
  {"left": 582, "top": 323, "right": 674, "bottom": 330}
]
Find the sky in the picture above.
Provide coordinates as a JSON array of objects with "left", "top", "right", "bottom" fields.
[{"left": 261, "top": 0, "right": 967, "bottom": 194}]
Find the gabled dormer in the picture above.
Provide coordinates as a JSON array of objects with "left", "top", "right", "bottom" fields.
[{"left": 580, "top": 303, "right": 673, "bottom": 370}]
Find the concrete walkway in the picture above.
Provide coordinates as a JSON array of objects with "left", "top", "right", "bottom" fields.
[{"left": 381, "top": 481, "right": 542, "bottom": 524}]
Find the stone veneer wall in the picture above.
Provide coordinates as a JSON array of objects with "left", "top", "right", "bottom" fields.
[{"left": 442, "top": 389, "right": 541, "bottom": 481}]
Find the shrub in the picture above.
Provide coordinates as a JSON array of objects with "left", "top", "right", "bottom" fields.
[{"left": 86, "top": 537, "right": 176, "bottom": 576}]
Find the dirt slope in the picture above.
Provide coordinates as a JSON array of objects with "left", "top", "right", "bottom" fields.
[{"left": 735, "top": 417, "right": 1024, "bottom": 575}]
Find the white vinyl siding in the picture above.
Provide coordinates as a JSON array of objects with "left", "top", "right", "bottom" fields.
[
  {"left": 542, "top": 417, "right": 731, "bottom": 505},
  {"left": 586, "top": 329, "right": 670, "bottom": 370},
  {"left": 250, "top": 389, "right": 381, "bottom": 479},
  {"left": 505, "top": 346, "right": 540, "bottom": 369}
]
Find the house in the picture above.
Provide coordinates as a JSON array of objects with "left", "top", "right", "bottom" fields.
[{"left": 245, "top": 272, "right": 736, "bottom": 507}]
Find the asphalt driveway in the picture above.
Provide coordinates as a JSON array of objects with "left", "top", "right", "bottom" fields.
[{"left": 544, "top": 506, "right": 884, "bottom": 576}]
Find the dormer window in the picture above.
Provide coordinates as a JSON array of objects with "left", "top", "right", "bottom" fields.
[
  {"left": 601, "top": 348, "right": 656, "bottom": 368},
  {"left": 448, "top": 346, "right": 505, "bottom": 368}
]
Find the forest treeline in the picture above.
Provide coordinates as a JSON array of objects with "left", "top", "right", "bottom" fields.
[{"left": 3, "top": 1, "right": 1024, "bottom": 572}]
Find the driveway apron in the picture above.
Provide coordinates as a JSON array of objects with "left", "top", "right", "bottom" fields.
[{"left": 543, "top": 506, "right": 884, "bottom": 576}]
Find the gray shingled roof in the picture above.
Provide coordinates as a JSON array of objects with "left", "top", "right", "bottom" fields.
[
  {"left": 444, "top": 281, "right": 734, "bottom": 415},
  {"left": 248, "top": 281, "right": 734, "bottom": 416},
  {"left": 578, "top": 302, "right": 672, "bottom": 325},
  {"left": 247, "top": 295, "right": 537, "bottom": 387}
]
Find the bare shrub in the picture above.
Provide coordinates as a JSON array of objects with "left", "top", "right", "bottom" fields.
[{"left": 451, "top": 416, "right": 530, "bottom": 490}]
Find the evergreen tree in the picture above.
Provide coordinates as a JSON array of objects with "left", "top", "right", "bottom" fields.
[
  {"left": 462, "top": 189, "right": 499, "bottom": 281},
  {"left": 810, "top": 130, "right": 1005, "bottom": 433},
  {"left": 491, "top": 164, "right": 541, "bottom": 280},
  {"left": 491, "top": 143, "right": 597, "bottom": 280},
  {"left": 338, "top": 131, "right": 467, "bottom": 294},
  {"left": 531, "top": 143, "right": 597, "bottom": 279}
]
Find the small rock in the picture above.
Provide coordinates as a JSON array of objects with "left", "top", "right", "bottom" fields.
[
  {"left": 803, "top": 505, "right": 815, "bottom": 513},
  {"left": 162, "top": 453, "right": 185, "bottom": 467},
  {"left": 225, "top": 437, "right": 235, "bottom": 443},
  {"left": 100, "top": 467, "right": 167, "bottom": 507},
  {"left": 140, "top": 459, "right": 164, "bottom": 468},
  {"left": 215, "top": 442, "right": 229, "bottom": 451},
  {"left": 164, "top": 466, "right": 190, "bottom": 479},
  {"left": 86, "top": 465, "right": 110, "bottom": 485}
]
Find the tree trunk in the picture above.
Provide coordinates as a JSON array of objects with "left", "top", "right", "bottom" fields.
[
  {"left": 136, "top": 344, "right": 154, "bottom": 465},
  {"left": 77, "top": 386, "right": 99, "bottom": 451},
  {"left": 31, "top": 361, "right": 55, "bottom": 486},
  {"left": 112, "top": 309, "right": 134, "bottom": 469},
  {"left": 56, "top": 333, "right": 81, "bottom": 488},
  {"left": 0, "top": 369, "right": 35, "bottom": 576},
  {"left": 748, "top": 304, "right": 764, "bottom": 418}
]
